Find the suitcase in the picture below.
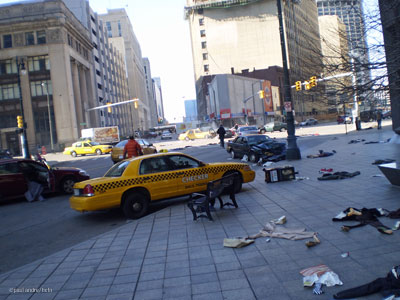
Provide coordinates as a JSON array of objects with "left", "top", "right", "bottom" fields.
[{"left": 264, "top": 166, "right": 296, "bottom": 183}]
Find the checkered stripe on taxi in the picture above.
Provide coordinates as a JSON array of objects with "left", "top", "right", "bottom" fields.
[{"left": 92, "top": 164, "right": 245, "bottom": 193}]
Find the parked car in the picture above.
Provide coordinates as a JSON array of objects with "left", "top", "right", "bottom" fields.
[
  {"left": 227, "top": 134, "right": 286, "bottom": 162},
  {"left": 0, "top": 158, "right": 90, "bottom": 201},
  {"left": 299, "top": 118, "right": 318, "bottom": 126},
  {"left": 63, "top": 141, "right": 113, "bottom": 157},
  {"left": 142, "top": 130, "right": 158, "bottom": 139},
  {"left": 360, "top": 110, "right": 376, "bottom": 122},
  {"left": 259, "top": 122, "right": 287, "bottom": 133},
  {"left": 111, "top": 138, "right": 157, "bottom": 164},
  {"left": 0, "top": 149, "right": 12, "bottom": 160},
  {"left": 178, "top": 128, "right": 210, "bottom": 141},
  {"left": 70, "top": 152, "right": 255, "bottom": 219},
  {"left": 161, "top": 130, "right": 173, "bottom": 140},
  {"left": 236, "top": 126, "right": 259, "bottom": 136},
  {"left": 337, "top": 115, "right": 353, "bottom": 124}
]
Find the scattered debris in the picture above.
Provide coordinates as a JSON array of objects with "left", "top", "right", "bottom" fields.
[
  {"left": 300, "top": 264, "right": 343, "bottom": 296},
  {"left": 262, "top": 161, "right": 274, "bottom": 167},
  {"left": 372, "top": 174, "right": 385, "bottom": 177},
  {"left": 307, "top": 150, "right": 336, "bottom": 158},
  {"left": 348, "top": 139, "right": 365, "bottom": 144},
  {"left": 392, "top": 221, "right": 400, "bottom": 231},
  {"left": 223, "top": 237, "right": 254, "bottom": 248},
  {"left": 341, "top": 252, "right": 349, "bottom": 258},
  {"left": 241, "top": 154, "right": 248, "bottom": 162},
  {"left": 372, "top": 159, "right": 396, "bottom": 165},
  {"left": 319, "top": 168, "right": 333, "bottom": 174},
  {"left": 272, "top": 215, "right": 286, "bottom": 225},
  {"left": 265, "top": 238, "right": 271, "bottom": 243},
  {"left": 318, "top": 171, "right": 360, "bottom": 180},
  {"left": 295, "top": 176, "right": 310, "bottom": 181}
]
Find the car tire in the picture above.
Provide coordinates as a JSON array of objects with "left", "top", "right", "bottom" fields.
[
  {"left": 249, "top": 152, "right": 258, "bottom": 163},
  {"left": 223, "top": 171, "right": 242, "bottom": 193},
  {"left": 71, "top": 151, "right": 77, "bottom": 157},
  {"left": 231, "top": 150, "right": 237, "bottom": 159},
  {"left": 260, "top": 129, "right": 266, "bottom": 134},
  {"left": 122, "top": 192, "right": 149, "bottom": 219},
  {"left": 61, "top": 177, "right": 76, "bottom": 194},
  {"left": 95, "top": 149, "right": 102, "bottom": 155}
]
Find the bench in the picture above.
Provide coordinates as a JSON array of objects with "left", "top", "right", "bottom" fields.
[
  {"left": 378, "top": 162, "right": 400, "bottom": 186},
  {"left": 187, "top": 173, "right": 238, "bottom": 221}
]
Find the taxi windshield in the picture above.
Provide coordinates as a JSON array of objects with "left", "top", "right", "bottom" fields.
[{"left": 104, "top": 161, "right": 130, "bottom": 177}]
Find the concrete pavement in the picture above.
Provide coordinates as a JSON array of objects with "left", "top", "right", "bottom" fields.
[{"left": 1, "top": 123, "right": 399, "bottom": 300}]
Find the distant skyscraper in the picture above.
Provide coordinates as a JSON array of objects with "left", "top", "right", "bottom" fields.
[
  {"left": 316, "top": 0, "right": 371, "bottom": 93},
  {"left": 184, "top": 100, "right": 198, "bottom": 122}
]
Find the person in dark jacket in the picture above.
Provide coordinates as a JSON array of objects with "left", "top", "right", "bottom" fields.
[
  {"left": 216, "top": 124, "right": 226, "bottom": 148},
  {"left": 123, "top": 136, "right": 143, "bottom": 159}
]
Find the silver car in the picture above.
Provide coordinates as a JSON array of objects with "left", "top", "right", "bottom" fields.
[
  {"left": 161, "top": 130, "right": 173, "bottom": 140},
  {"left": 237, "top": 126, "right": 259, "bottom": 136}
]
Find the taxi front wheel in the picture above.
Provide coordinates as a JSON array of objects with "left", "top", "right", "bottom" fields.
[{"left": 122, "top": 192, "right": 149, "bottom": 219}]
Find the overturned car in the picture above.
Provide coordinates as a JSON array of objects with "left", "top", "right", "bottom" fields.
[{"left": 227, "top": 134, "right": 286, "bottom": 163}]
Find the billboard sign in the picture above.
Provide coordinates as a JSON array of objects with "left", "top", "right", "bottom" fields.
[{"left": 262, "top": 80, "right": 273, "bottom": 113}]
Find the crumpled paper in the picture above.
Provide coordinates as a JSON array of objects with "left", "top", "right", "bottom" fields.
[
  {"left": 300, "top": 264, "right": 343, "bottom": 288},
  {"left": 223, "top": 238, "right": 254, "bottom": 248}
]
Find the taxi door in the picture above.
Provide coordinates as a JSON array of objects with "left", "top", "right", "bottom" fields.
[
  {"left": 138, "top": 156, "right": 180, "bottom": 200},
  {"left": 187, "top": 130, "right": 195, "bottom": 140},
  {"left": 82, "top": 143, "right": 94, "bottom": 154},
  {"left": 166, "top": 154, "right": 214, "bottom": 195}
]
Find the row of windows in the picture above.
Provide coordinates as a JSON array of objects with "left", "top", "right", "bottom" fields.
[
  {"left": 0, "top": 56, "right": 49, "bottom": 76},
  {"left": 0, "top": 84, "right": 19, "bottom": 101},
  {"left": 0, "top": 31, "right": 46, "bottom": 49},
  {"left": 30, "top": 80, "right": 52, "bottom": 97},
  {"left": 67, "top": 34, "right": 89, "bottom": 59}
]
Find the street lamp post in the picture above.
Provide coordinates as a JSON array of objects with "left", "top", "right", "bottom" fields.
[
  {"left": 16, "top": 57, "right": 30, "bottom": 159},
  {"left": 42, "top": 82, "right": 54, "bottom": 151},
  {"left": 276, "top": 0, "right": 301, "bottom": 160}
]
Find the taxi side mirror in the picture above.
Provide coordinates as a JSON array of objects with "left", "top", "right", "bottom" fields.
[{"left": 199, "top": 162, "right": 206, "bottom": 167}]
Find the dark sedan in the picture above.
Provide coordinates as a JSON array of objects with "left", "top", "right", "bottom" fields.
[
  {"left": 226, "top": 134, "right": 286, "bottom": 162},
  {"left": 0, "top": 159, "right": 90, "bottom": 202}
]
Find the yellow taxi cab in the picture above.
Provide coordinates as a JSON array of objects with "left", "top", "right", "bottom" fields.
[
  {"left": 63, "top": 141, "right": 112, "bottom": 157},
  {"left": 110, "top": 138, "right": 157, "bottom": 163},
  {"left": 178, "top": 128, "right": 210, "bottom": 141},
  {"left": 70, "top": 152, "right": 255, "bottom": 219}
]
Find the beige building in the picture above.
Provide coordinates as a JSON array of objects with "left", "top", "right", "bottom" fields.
[
  {"left": 185, "top": 0, "right": 325, "bottom": 119},
  {"left": 0, "top": 0, "right": 97, "bottom": 154},
  {"left": 99, "top": 9, "right": 154, "bottom": 131},
  {"left": 319, "top": 15, "right": 351, "bottom": 112}
]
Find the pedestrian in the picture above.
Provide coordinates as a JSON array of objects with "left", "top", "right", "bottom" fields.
[
  {"left": 123, "top": 135, "right": 143, "bottom": 159},
  {"left": 376, "top": 110, "right": 382, "bottom": 130},
  {"left": 234, "top": 123, "right": 239, "bottom": 131},
  {"left": 216, "top": 124, "right": 226, "bottom": 148}
]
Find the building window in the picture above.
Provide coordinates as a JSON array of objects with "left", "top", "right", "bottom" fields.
[
  {"left": 92, "top": 29, "right": 97, "bottom": 36},
  {"left": 67, "top": 34, "right": 72, "bottom": 46},
  {"left": 94, "top": 56, "right": 99, "bottom": 63},
  {"left": 3, "top": 34, "right": 12, "bottom": 48},
  {"left": 202, "top": 53, "right": 208, "bottom": 60},
  {"left": 118, "top": 21, "right": 122, "bottom": 37},
  {"left": 96, "top": 70, "right": 101, "bottom": 76},
  {"left": 203, "top": 65, "right": 209, "bottom": 72},
  {"left": 199, "top": 18, "right": 204, "bottom": 26},
  {"left": 0, "top": 59, "right": 17, "bottom": 75},
  {"left": 36, "top": 30, "right": 46, "bottom": 44},
  {"left": 25, "top": 32, "right": 35, "bottom": 46},
  {"left": 97, "top": 83, "right": 102, "bottom": 90},
  {"left": 30, "top": 80, "right": 52, "bottom": 97},
  {"left": 27, "top": 55, "right": 50, "bottom": 72},
  {"left": 0, "top": 83, "right": 19, "bottom": 100},
  {"left": 200, "top": 30, "right": 206, "bottom": 37},
  {"left": 201, "top": 41, "right": 207, "bottom": 49}
]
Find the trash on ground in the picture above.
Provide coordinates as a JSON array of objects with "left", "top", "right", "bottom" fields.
[
  {"left": 348, "top": 139, "right": 365, "bottom": 144},
  {"left": 392, "top": 221, "right": 400, "bottom": 231},
  {"left": 263, "top": 166, "right": 296, "bottom": 183},
  {"left": 341, "top": 252, "right": 349, "bottom": 258},
  {"left": 241, "top": 154, "right": 248, "bottom": 162},
  {"left": 262, "top": 161, "right": 274, "bottom": 167},
  {"left": 265, "top": 238, "right": 271, "bottom": 243},
  {"left": 372, "top": 159, "right": 395, "bottom": 165},
  {"left": 295, "top": 176, "right": 310, "bottom": 181},
  {"left": 318, "top": 171, "right": 360, "bottom": 180},
  {"left": 223, "top": 237, "right": 254, "bottom": 248},
  {"left": 307, "top": 150, "right": 336, "bottom": 158},
  {"left": 319, "top": 168, "right": 333, "bottom": 174},
  {"left": 300, "top": 264, "right": 343, "bottom": 293},
  {"left": 333, "top": 265, "right": 399, "bottom": 299},
  {"left": 372, "top": 174, "right": 385, "bottom": 177},
  {"left": 272, "top": 215, "right": 286, "bottom": 224}
]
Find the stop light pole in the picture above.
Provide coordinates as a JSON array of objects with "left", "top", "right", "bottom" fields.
[
  {"left": 277, "top": 0, "right": 301, "bottom": 160},
  {"left": 16, "top": 57, "right": 30, "bottom": 159}
]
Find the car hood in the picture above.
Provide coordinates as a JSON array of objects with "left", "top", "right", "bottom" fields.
[{"left": 251, "top": 141, "right": 286, "bottom": 151}]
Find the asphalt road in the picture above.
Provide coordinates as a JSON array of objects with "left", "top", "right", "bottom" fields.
[{"left": 0, "top": 126, "right": 341, "bottom": 274}]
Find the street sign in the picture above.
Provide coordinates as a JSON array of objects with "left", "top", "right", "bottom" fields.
[{"left": 80, "top": 122, "right": 87, "bottom": 126}]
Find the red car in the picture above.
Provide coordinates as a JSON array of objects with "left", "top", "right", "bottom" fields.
[{"left": 0, "top": 159, "right": 90, "bottom": 201}]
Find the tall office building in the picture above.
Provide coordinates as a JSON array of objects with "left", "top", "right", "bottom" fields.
[
  {"left": 142, "top": 58, "right": 158, "bottom": 127},
  {"left": 184, "top": 99, "right": 198, "bottom": 122},
  {"left": 185, "top": 0, "right": 324, "bottom": 121},
  {"left": 153, "top": 77, "right": 165, "bottom": 123},
  {"left": 316, "top": 0, "right": 371, "bottom": 97},
  {"left": 99, "top": 9, "right": 152, "bottom": 131}
]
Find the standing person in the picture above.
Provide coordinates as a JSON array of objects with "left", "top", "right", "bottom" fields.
[
  {"left": 376, "top": 110, "right": 382, "bottom": 130},
  {"left": 217, "top": 124, "right": 226, "bottom": 148},
  {"left": 123, "top": 136, "right": 143, "bottom": 159}
]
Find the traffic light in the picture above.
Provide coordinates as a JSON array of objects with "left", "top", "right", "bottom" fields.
[
  {"left": 106, "top": 102, "right": 112, "bottom": 113},
  {"left": 17, "top": 115, "right": 23, "bottom": 128},
  {"left": 305, "top": 81, "right": 311, "bottom": 90},
  {"left": 295, "top": 81, "right": 302, "bottom": 91},
  {"left": 134, "top": 101, "right": 138, "bottom": 109},
  {"left": 258, "top": 90, "right": 265, "bottom": 99},
  {"left": 310, "top": 76, "right": 317, "bottom": 87}
]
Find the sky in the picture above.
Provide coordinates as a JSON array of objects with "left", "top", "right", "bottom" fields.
[{"left": 0, "top": 0, "right": 382, "bottom": 123}]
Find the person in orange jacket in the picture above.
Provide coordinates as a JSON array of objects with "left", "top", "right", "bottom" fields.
[{"left": 123, "top": 136, "right": 143, "bottom": 159}]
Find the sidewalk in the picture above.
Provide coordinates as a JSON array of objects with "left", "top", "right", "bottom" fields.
[{"left": 1, "top": 126, "right": 399, "bottom": 300}]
